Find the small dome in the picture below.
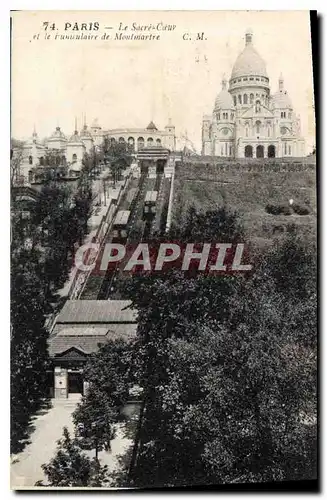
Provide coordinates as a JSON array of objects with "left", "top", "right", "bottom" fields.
[
  {"left": 68, "top": 131, "right": 84, "bottom": 144},
  {"left": 214, "top": 76, "right": 235, "bottom": 111},
  {"left": 231, "top": 31, "right": 268, "bottom": 79},
  {"left": 80, "top": 125, "right": 92, "bottom": 139},
  {"left": 272, "top": 90, "right": 293, "bottom": 109},
  {"left": 91, "top": 118, "right": 100, "bottom": 127},
  {"left": 146, "top": 121, "right": 158, "bottom": 131},
  {"left": 214, "top": 89, "right": 235, "bottom": 111},
  {"left": 49, "top": 126, "right": 67, "bottom": 140}
]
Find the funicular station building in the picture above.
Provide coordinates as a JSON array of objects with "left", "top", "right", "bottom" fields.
[{"left": 49, "top": 300, "right": 137, "bottom": 398}]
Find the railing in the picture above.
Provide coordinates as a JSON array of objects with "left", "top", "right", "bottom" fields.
[{"left": 165, "top": 171, "right": 175, "bottom": 233}]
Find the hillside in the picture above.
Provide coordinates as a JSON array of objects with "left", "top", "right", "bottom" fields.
[{"left": 172, "top": 160, "right": 317, "bottom": 246}]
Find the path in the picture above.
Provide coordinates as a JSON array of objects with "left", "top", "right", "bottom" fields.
[{"left": 11, "top": 395, "right": 136, "bottom": 489}]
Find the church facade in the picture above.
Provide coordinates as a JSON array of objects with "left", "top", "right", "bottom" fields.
[{"left": 202, "top": 30, "right": 305, "bottom": 159}]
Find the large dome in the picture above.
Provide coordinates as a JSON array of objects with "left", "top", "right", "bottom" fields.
[{"left": 231, "top": 30, "right": 268, "bottom": 79}]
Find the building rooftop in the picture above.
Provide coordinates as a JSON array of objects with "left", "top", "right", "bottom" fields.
[
  {"left": 146, "top": 121, "right": 158, "bottom": 131},
  {"left": 49, "top": 324, "right": 137, "bottom": 357},
  {"left": 56, "top": 299, "right": 137, "bottom": 324},
  {"left": 50, "top": 300, "right": 138, "bottom": 358}
]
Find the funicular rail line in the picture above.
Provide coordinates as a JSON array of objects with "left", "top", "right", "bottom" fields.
[
  {"left": 80, "top": 167, "right": 172, "bottom": 300},
  {"left": 97, "top": 172, "right": 152, "bottom": 299}
]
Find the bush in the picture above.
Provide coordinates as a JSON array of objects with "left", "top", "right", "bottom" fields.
[
  {"left": 292, "top": 204, "right": 311, "bottom": 215},
  {"left": 265, "top": 204, "right": 292, "bottom": 216}
]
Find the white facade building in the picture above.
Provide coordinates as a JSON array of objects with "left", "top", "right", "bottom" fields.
[
  {"left": 17, "top": 118, "right": 176, "bottom": 184},
  {"left": 202, "top": 29, "right": 305, "bottom": 159}
]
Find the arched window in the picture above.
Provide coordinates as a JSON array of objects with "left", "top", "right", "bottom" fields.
[
  {"left": 250, "top": 94, "right": 254, "bottom": 104},
  {"left": 118, "top": 137, "right": 125, "bottom": 143},
  {"left": 147, "top": 137, "right": 154, "bottom": 147},
  {"left": 243, "top": 94, "right": 248, "bottom": 105},
  {"left": 268, "top": 145, "right": 276, "bottom": 158},
  {"left": 56, "top": 156, "right": 61, "bottom": 166},
  {"left": 156, "top": 138, "right": 161, "bottom": 145},
  {"left": 137, "top": 137, "right": 145, "bottom": 149},
  {"left": 110, "top": 137, "right": 116, "bottom": 145},
  {"left": 62, "top": 156, "right": 66, "bottom": 165},
  {"left": 245, "top": 145, "right": 253, "bottom": 158},
  {"left": 29, "top": 155, "right": 33, "bottom": 165},
  {"left": 72, "top": 153, "right": 77, "bottom": 162},
  {"left": 39, "top": 156, "right": 44, "bottom": 166},
  {"left": 238, "top": 95, "right": 242, "bottom": 104},
  {"left": 255, "top": 101, "right": 261, "bottom": 113},
  {"left": 233, "top": 96, "right": 237, "bottom": 106},
  {"left": 256, "top": 145, "right": 264, "bottom": 158},
  {"left": 256, "top": 120, "right": 261, "bottom": 134}
]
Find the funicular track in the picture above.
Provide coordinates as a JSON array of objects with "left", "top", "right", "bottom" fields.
[{"left": 96, "top": 172, "right": 150, "bottom": 299}]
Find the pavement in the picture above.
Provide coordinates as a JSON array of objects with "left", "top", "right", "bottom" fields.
[{"left": 11, "top": 395, "right": 136, "bottom": 489}]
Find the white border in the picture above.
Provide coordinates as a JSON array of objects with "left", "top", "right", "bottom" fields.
[{"left": 2, "top": 1, "right": 323, "bottom": 498}]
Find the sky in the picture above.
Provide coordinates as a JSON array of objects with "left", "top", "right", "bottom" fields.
[{"left": 11, "top": 10, "right": 315, "bottom": 153}]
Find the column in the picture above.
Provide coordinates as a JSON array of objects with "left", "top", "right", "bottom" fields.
[{"left": 54, "top": 366, "right": 68, "bottom": 399}]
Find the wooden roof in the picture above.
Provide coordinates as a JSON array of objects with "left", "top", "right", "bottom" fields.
[{"left": 56, "top": 300, "right": 137, "bottom": 324}]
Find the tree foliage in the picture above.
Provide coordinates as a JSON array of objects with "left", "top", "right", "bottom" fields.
[
  {"left": 38, "top": 427, "right": 110, "bottom": 487},
  {"left": 11, "top": 154, "right": 94, "bottom": 452},
  {"left": 103, "top": 139, "right": 133, "bottom": 186},
  {"left": 120, "top": 206, "right": 317, "bottom": 487},
  {"left": 73, "top": 339, "right": 131, "bottom": 455}
]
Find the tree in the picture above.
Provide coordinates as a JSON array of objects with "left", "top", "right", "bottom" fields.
[
  {"left": 10, "top": 144, "right": 24, "bottom": 188},
  {"left": 73, "top": 340, "right": 131, "bottom": 458},
  {"left": 74, "top": 387, "right": 116, "bottom": 458},
  {"left": 11, "top": 242, "right": 50, "bottom": 452},
  {"left": 38, "top": 427, "right": 110, "bottom": 487},
  {"left": 11, "top": 160, "right": 95, "bottom": 453},
  {"left": 103, "top": 139, "right": 133, "bottom": 187},
  {"left": 121, "top": 208, "right": 317, "bottom": 487}
]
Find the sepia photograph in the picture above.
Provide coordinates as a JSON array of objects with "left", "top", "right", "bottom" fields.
[{"left": 10, "top": 9, "right": 317, "bottom": 490}]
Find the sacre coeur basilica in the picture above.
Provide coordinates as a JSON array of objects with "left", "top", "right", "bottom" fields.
[{"left": 202, "top": 29, "right": 305, "bottom": 159}]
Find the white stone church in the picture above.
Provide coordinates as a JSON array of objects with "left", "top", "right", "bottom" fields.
[{"left": 202, "top": 29, "right": 305, "bottom": 159}]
